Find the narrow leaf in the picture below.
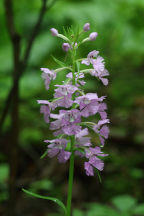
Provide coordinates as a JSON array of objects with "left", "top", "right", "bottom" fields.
[
  {"left": 22, "top": 188, "right": 67, "bottom": 215},
  {"left": 40, "top": 150, "right": 48, "bottom": 159},
  {"left": 51, "top": 55, "right": 66, "bottom": 67},
  {"left": 96, "top": 170, "right": 102, "bottom": 183}
]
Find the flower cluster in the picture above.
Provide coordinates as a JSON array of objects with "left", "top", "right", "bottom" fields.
[{"left": 38, "top": 23, "right": 110, "bottom": 176}]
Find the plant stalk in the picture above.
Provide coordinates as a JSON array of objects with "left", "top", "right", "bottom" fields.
[{"left": 66, "top": 136, "right": 75, "bottom": 216}]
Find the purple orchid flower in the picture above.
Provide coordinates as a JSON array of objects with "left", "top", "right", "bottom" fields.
[
  {"left": 44, "top": 139, "right": 71, "bottom": 163},
  {"left": 41, "top": 68, "right": 56, "bottom": 90}
]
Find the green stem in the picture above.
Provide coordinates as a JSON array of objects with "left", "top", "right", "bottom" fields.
[
  {"left": 66, "top": 136, "right": 75, "bottom": 216},
  {"left": 66, "top": 43, "right": 77, "bottom": 216},
  {"left": 72, "top": 49, "right": 76, "bottom": 86}
]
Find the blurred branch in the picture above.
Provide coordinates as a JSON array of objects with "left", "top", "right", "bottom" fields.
[
  {"left": 4, "top": 0, "right": 21, "bottom": 215},
  {"left": 0, "top": 0, "right": 56, "bottom": 134},
  {"left": 4, "top": 0, "right": 20, "bottom": 41}
]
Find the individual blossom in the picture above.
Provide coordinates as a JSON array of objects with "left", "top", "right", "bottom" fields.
[
  {"left": 82, "top": 50, "right": 109, "bottom": 86},
  {"left": 54, "top": 84, "right": 78, "bottom": 108},
  {"left": 83, "top": 23, "right": 90, "bottom": 32},
  {"left": 37, "top": 100, "right": 56, "bottom": 123},
  {"left": 81, "top": 50, "right": 99, "bottom": 66},
  {"left": 62, "top": 43, "right": 71, "bottom": 52},
  {"left": 75, "top": 128, "right": 91, "bottom": 147},
  {"left": 50, "top": 109, "right": 81, "bottom": 136},
  {"left": 98, "top": 102, "right": 108, "bottom": 119},
  {"left": 50, "top": 28, "right": 70, "bottom": 42},
  {"left": 84, "top": 147, "right": 108, "bottom": 176},
  {"left": 91, "top": 68, "right": 109, "bottom": 86},
  {"left": 50, "top": 28, "right": 58, "bottom": 36},
  {"left": 44, "top": 139, "right": 71, "bottom": 163},
  {"left": 74, "top": 128, "right": 91, "bottom": 158},
  {"left": 75, "top": 93, "right": 105, "bottom": 117},
  {"left": 91, "top": 56, "right": 109, "bottom": 85},
  {"left": 84, "top": 162, "right": 94, "bottom": 176},
  {"left": 41, "top": 68, "right": 56, "bottom": 90},
  {"left": 89, "top": 32, "right": 98, "bottom": 40},
  {"left": 93, "top": 119, "right": 110, "bottom": 146}
]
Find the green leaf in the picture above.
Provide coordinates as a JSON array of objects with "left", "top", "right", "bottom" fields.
[
  {"left": 0, "top": 164, "right": 9, "bottom": 183},
  {"left": 22, "top": 188, "right": 67, "bottom": 215},
  {"left": 40, "top": 150, "right": 48, "bottom": 159},
  {"left": 95, "top": 170, "right": 102, "bottom": 183},
  {"left": 73, "top": 209, "right": 83, "bottom": 216},
  {"left": 30, "top": 179, "right": 53, "bottom": 192},
  {"left": 111, "top": 195, "right": 137, "bottom": 212},
  {"left": 51, "top": 55, "right": 66, "bottom": 67},
  {"left": 134, "top": 204, "right": 144, "bottom": 215},
  {"left": 86, "top": 203, "right": 119, "bottom": 216}
]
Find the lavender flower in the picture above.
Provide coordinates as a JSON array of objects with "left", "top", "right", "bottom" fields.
[
  {"left": 83, "top": 23, "right": 90, "bottom": 32},
  {"left": 82, "top": 50, "right": 109, "bottom": 85},
  {"left": 75, "top": 93, "right": 105, "bottom": 117},
  {"left": 91, "top": 56, "right": 109, "bottom": 85},
  {"left": 84, "top": 147, "right": 108, "bottom": 176},
  {"left": 41, "top": 68, "right": 56, "bottom": 90},
  {"left": 93, "top": 119, "right": 110, "bottom": 146},
  {"left": 44, "top": 139, "right": 71, "bottom": 163},
  {"left": 81, "top": 50, "right": 99, "bottom": 66},
  {"left": 38, "top": 24, "right": 110, "bottom": 179},
  {"left": 50, "top": 28, "right": 58, "bottom": 36},
  {"left": 54, "top": 84, "right": 78, "bottom": 108},
  {"left": 89, "top": 32, "right": 98, "bottom": 40},
  {"left": 62, "top": 43, "right": 71, "bottom": 52},
  {"left": 75, "top": 128, "right": 91, "bottom": 147},
  {"left": 50, "top": 109, "right": 82, "bottom": 136},
  {"left": 37, "top": 100, "right": 56, "bottom": 123}
]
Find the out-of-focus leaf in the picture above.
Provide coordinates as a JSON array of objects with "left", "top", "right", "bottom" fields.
[
  {"left": 112, "top": 195, "right": 137, "bottom": 212},
  {"left": 87, "top": 203, "right": 119, "bottom": 216},
  {"left": 0, "top": 164, "right": 9, "bottom": 183},
  {"left": 30, "top": 179, "right": 53, "bottom": 192},
  {"left": 130, "top": 168, "right": 144, "bottom": 179},
  {"left": 73, "top": 209, "right": 83, "bottom": 216},
  {"left": 134, "top": 204, "right": 144, "bottom": 215}
]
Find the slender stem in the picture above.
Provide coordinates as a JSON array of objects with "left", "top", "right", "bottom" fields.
[
  {"left": 66, "top": 42, "right": 77, "bottom": 216},
  {"left": 71, "top": 44, "right": 76, "bottom": 85},
  {"left": 66, "top": 136, "right": 75, "bottom": 216}
]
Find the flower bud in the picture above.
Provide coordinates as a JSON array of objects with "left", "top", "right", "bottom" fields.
[
  {"left": 62, "top": 43, "right": 71, "bottom": 52},
  {"left": 83, "top": 23, "right": 90, "bottom": 32},
  {"left": 89, "top": 32, "right": 98, "bottom": 40},
  {"left": 50, "top": 28, "right": 58, "bottom": 36}
]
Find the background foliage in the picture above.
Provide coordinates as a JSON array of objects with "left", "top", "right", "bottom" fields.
[{"left": 0, "top": 0, "right": 144, "bottom": 215}]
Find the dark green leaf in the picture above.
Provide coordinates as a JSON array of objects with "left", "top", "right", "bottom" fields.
[
  {"left": 40, "top": 150, "right": 48, "bottom": 159},
  {"left": 95, "top": 170, "right": 102, "bottom": 183}
]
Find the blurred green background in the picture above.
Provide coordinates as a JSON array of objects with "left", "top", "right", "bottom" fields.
[{"left": 0, "top": 0, "right": 144, "bottom": 215}]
